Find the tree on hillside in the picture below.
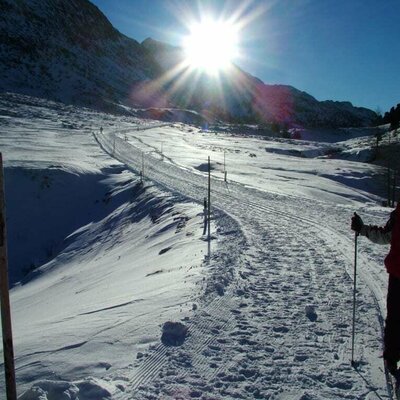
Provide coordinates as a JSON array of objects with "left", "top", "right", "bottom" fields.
[
  {"left": 393, "top": 104, "right": 400, "bottom": 129},
  {"left": 382, "top": 103, "right": 400, "bottom": 129}
]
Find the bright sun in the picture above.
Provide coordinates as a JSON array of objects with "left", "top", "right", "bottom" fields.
[{"left": 183, "top": 19, "right": 239, "bottom": 74}]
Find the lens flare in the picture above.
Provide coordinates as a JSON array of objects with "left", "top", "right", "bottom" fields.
[{"left": 183, "top": 19, "right": 239, "bottom": 74}]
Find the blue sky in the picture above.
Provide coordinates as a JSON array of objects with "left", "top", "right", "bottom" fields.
[{"left": 91, "top": 0, "right": 400, "bottom": 112}]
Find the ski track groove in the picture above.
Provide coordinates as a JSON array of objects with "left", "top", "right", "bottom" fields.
[
  {"left": 127, "top": 292, "right": 240, "bottom": 391},
  {"left": 95, "top": 131, "right": 390, "bottom": 399}
]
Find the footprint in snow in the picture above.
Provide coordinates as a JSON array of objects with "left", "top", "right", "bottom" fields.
[
  {"left": 305, "top": 305, "right": 318, "bottom": 322},
  {"left": 294, "top": 354, "right": 309, "bottom": 362},
  {"left": 273, "top": 326, "right": 289, "bottom": 333}
]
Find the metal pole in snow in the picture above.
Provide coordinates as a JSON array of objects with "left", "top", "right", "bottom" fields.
[
  {"left": 0, "top": 153, "right": 17, "bottom": 400},
  {"left": 351, "top": 229, "right": 358, "bottom": 367},
  {"left": 142, "top": 152, "right": 144, "bottom": 180},
  {"left": 224, "top": 151, "right": 227, "bottom": 182},
  {"left": 208, "top": 156, "right": 211, "bottom": 242}
]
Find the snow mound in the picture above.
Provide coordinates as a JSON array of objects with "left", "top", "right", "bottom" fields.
[
  {"left": 337, "top": 147, "right": 376, "bottom": 162},
  {"left": 19, "top": 378, "right": 112, "bottom": 400},
  {"left": 161, "top": 321, "right": 189, "bottom": 346},
  {"left": 195, "top": 162, "right": 217, "bottom": 172}
]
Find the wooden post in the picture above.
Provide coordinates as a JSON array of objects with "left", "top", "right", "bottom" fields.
[
  {"left": 208, "top": 156, "right": 211, "bottom": 241},
  {"left": 388, "top": 167, "right": 392, "bottom": 207},
  {"left": 351, "top": 231, "right": 358, "bottom": 367},
  {"left": 0, "top": 153, "right": 17, "bottom": 400}
]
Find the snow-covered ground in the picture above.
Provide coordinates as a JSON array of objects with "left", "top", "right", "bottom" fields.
[{"left": 0, "top": 93, "right": 395, "bottom": 399}]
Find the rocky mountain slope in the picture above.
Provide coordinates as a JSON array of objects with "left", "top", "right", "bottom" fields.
[
  {"left": 0, "top": 0, "right": 160, "bottom": 110},
  {"left": 0, "top": 0, "right": 377, "bottom": 127}
]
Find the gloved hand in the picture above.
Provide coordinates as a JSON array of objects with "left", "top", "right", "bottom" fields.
[{"left": 351, "top": 212, "right": 363, "bottom": 233}]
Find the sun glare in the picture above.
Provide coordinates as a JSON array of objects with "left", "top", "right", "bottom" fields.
[{"left": 183, "top": 19, "right": 239, "bottom": 74}]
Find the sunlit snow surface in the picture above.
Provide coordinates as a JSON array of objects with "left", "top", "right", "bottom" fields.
[{"left": 0, "top": 94, "right": 394, "bottom": 399}]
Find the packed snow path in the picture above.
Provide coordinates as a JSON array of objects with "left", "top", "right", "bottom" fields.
[{"left": 96, "top": 131, "right": 389, "bottom": 399}]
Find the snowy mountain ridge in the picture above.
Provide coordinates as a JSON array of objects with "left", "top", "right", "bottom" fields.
[{"left": 0, "top": 0, "right": 377, "bottom": 128}]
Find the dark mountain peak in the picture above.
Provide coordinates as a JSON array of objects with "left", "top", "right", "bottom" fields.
[
  {"left": 0, "top": 0, "right": 160, "bottom": 108},
  {"left": 142, "top": 37, "right": 168, "bottom": 48},
  {"left": 142, "top": 37, "right": 182, "bottom": 53},
  {"left": 1, "top": 0, "right": 120, "bottom": 43}
]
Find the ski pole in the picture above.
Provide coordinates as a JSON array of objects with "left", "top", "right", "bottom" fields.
[{"left": 351, "top": 228, "right": 359, "bottom": 367}]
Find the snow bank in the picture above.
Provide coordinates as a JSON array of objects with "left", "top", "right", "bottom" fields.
[
  {"left": 0, "top": 95, "right": 211, "bottom": 395},
  {"left": 5, "top": 165, "right": 131, "bottom": 285}
]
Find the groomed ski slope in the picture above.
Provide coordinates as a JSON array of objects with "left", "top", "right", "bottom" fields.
[
  {"left": 95, "top": 129, "right": 390, "bottom": 400},
  {"left": 0, "top": 94, "right": 394, "bottom": 399}
]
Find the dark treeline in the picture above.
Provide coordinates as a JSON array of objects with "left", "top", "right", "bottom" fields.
[{"left": 377, "top": 103, "right": 400, "bottom": 129}]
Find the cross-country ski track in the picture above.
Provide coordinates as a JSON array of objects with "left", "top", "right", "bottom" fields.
[{"left": 94, "top": 130, "right": 391, "bottom": 400}]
